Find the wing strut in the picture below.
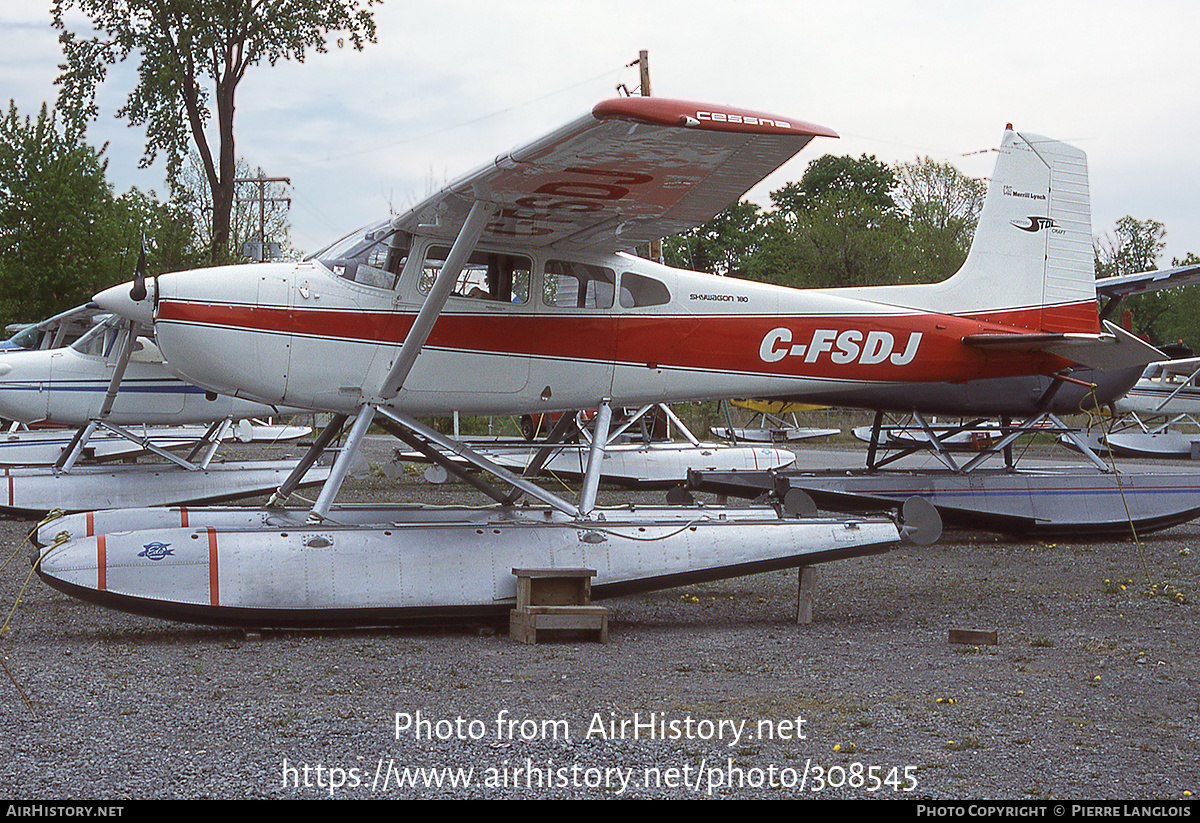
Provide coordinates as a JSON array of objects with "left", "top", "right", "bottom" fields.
[
  {"left": 98, "top": 321, "right": 139, "bottom": 418},
  {"left": 579, "top": 401, "right": 613, "bottom": 515},
  {"left": 378, "top": 201, "right": 492, "bottom": 399}
]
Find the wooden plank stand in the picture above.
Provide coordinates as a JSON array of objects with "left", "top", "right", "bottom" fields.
[{"left": 510, "top": 568, "right": 608, "bottom": 644}]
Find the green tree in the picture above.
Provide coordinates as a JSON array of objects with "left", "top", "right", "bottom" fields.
[
  {"left": 0, "top": 102, "right": 203, "bottom": 327},
  {"left": 661, "top": 153, "right": 985, "bottom": 291},
  {"left": 1118, "top": 250, "right": 1200, "bottom": 353},
  {"left": 747, "top": 189, "right": 910, "bottom": 288},
  {"left": 745, "top": 155, "right": 907, "bottom": 288},
  {"left": 0, "top": 102, "right": 122, "bottom": 324},
  {"left": 111, "top": 187, "right": 207, "bottom": 276},
  {"left": 1095, "top": 215, "right": 1165, "bottom": 278},
  {"left": 174, "top": 151, "right": 295, "bottom": 263},
  {"left": 662, "top": 200, "right": 762, "bottom": 277},
  {"left": 771, "top": 153, "right": 898, "bottom": 215},
  {"left": 893, "top": 156, "right": 985, "bottom": 283},
  {"left": 53, "top": 0, "right": 378, "bottom": 262},
  {"left": 1095, "top": 216, "right": 1173, "bottom": 344}
]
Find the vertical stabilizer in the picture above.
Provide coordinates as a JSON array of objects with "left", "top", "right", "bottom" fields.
[
  {"left": 954, "top": 128, "right": 1096, "bottom": 331},
  {"left": 846, "top": 128, "right": 1098, "bottom": 333}
]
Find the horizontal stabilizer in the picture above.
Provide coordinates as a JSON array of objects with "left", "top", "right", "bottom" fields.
[
  {"left": 1096, "top": 264, "right": 1200, "bottom": 298},
  {"left": 964, "top": 320, "right": 1164, "bottom": 371}
]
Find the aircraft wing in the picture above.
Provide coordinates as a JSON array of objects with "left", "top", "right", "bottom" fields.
[
  {"left": 963, "top": 320, "right": 1165, "bottom": 371},
  {"left": 391, "top": 97, "right": 837, "bottom": 252},
  {"left": 1096, "top": 264, "right": 1200, "bottom": 297}
]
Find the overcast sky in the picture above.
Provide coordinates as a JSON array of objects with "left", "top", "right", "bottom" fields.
[{"left": 4, "top": 0, "right": 1200, "bottom": 265}]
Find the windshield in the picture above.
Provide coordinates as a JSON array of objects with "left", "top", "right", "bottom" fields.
[
  {"left": 2, "top": 325, "right": 44, "bottom": 350},
  {"left": 70, "top": 315, "right": 125, "bottom": 358},
  {"left": 0, "top": 305, "right": 106, "bottom": 351},
  {"left": 305, "top": 219, "right": 393, "bottom": 263},
  {"left": 306, "top": 219, "right": 409, "bottom": 290}
]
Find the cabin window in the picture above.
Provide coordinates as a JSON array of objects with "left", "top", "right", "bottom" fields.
[
  {"left": 1164, "top": 371, "right": 1197, "bottom": 387},
  {"left": 542, "top": 260, "right": 615, "bottom": 309},
  {"left": 418, "top": 247, "right": 531, "bottom": 304},
  {"left": 619, "top": 272, "right": 671, "bottom": 308}
]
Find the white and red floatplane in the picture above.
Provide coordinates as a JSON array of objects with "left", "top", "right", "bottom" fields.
[{"left": 34, "top": 96, "right": 1163, "bottom": 626}]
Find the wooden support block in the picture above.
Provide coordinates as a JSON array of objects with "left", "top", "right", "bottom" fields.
[
  {"left": 510, "top": 606, "right": 608, "bottom": 644},
  {"left": 796, "top": 566, "right": 818, "bottom": 624},
  {"left": 510, "top": 569, "right": 607, "bottom": 643},
  {"left": 949, "top": 628, "right": 998, "bottom": 645}
]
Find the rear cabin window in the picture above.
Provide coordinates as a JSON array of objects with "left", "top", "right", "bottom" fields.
[
  {"left": 619, "top": 272, "right": 671, "bottom": 308},
  {"left": 418, "top": 247, "right": 531, "bottom": 304},
  {"left": 542, "top": 260, "right": 615, "bottom": 309}
]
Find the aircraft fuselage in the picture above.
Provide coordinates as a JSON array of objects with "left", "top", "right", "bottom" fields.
[{"left": 134, "top": 239, "right": 1080, "bottom": 418}]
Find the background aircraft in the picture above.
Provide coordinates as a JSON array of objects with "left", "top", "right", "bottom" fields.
[
  {"left": 0, "top": 305, "right": 318, "bottom": 512},
  {"left": 0, "top": 307, "right": 297, "bottom": 427}
]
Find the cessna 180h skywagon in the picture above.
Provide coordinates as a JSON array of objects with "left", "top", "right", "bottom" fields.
[{"left": 36, "top": 96, "right": 1158, "bottom": 627}]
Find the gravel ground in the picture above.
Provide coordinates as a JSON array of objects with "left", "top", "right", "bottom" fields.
[{"left": 0, "top": 440, "right": 1197, "bottom": 800}]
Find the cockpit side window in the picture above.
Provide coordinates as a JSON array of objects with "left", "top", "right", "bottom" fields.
[
  {"left": 418, "top": 247, "right": 531, "bottom": 304},
  {"left": 70, "top": 317, "right": 124, "bottom": 359},
  {"left": 542, "top": 260, "right": 615, "bottom": 309}
]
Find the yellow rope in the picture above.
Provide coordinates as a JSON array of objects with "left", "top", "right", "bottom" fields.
[{"left": 0, "top": 511, "right": 69, "bottom": 636}]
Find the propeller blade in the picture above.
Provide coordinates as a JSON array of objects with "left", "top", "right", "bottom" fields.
[{"left": 129, "top": 239, "right": 147, "bottom": 302}]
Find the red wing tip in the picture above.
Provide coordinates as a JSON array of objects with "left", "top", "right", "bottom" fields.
[{"left": 593, "top": 97, "right": 838, "bottom": 138}]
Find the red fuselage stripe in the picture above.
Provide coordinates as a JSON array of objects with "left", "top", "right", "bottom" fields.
[{"left": 158, "top": 301, "right": 1090, "bottom": 383}]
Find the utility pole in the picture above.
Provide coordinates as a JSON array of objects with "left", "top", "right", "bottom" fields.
[
  {"left": 637, "top": 49, "right": 651, "bottom": 98},
  {"left": 235, "top": 169, "right": 291, "bottom": 262},
  {"left": 629, "top": 50, "right": 663, "bottom": 263}
]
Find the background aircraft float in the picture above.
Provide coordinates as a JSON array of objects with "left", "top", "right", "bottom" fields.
[
  {"left": 400, "top": 403, "right": 799, "bottom": 486},
  {"left": 710, "top": 399, "right": 840, "bottom": 443},
  {"left": 36, "top": 96, "right": 1154, "bottom": 626}
]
